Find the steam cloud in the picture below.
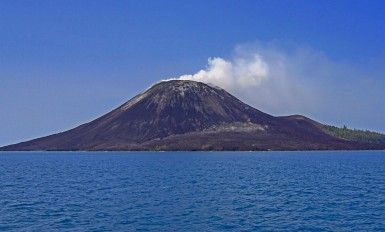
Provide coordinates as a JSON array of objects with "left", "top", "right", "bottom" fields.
[
  {"left": 172, "top": 43, "right": 316, "bottom": 116},
  {"left": 178, "top": 55, "right": 269, "bottom": 90}
]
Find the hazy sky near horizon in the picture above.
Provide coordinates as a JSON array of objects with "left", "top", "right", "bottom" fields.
[{"left": 1, "top": 0, "right": 384, "bottom": 146}]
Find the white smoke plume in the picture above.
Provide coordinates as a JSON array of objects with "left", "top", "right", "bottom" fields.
[
  {"left": 178, "top": 55, "right": 269, "bottom": 91},
  {"left": 172, "top": 43, "right": 316, "bottom": 116}
]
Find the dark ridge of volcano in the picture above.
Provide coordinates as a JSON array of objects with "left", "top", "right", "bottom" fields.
[{"left": 2, "top": 80, "right": 384, "bottom": 151}]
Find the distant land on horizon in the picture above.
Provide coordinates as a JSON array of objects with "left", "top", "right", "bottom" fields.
[{"left": 1, "top": 80, "right": 385, "bottom": 151}]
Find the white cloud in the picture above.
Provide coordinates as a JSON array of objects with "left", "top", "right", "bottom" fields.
[
  {"left": 178, "top": 55, "right": 269, "bottom": 90},
  {"left": 172, "top": 42, "right": 318, "bottom": 116}
]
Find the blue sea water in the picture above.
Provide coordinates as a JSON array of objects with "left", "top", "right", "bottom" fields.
[{"left": 0, "top": 151, "right": 384, "bottom": 231}]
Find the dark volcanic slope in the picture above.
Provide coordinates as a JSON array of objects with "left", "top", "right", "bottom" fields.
[{"left": 2, "top": 80, "right": 384, "bottom": 151}]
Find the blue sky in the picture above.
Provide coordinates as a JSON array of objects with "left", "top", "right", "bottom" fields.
[{"left": 1, "top": 0, "right": 384, "bottom": 146}]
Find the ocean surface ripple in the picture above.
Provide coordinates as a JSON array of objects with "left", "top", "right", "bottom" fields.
[{"left": 0, "top": 151, "right": 384, "bottom": 231}]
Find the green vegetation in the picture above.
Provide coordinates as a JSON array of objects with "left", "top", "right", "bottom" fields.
[{"left": 321, "top": 124, "right": 385, "bottom": 144}]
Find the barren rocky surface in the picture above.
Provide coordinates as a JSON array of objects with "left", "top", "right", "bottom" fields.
[{"left": 2, "top": 80, "right": 384, "bottom": 151}]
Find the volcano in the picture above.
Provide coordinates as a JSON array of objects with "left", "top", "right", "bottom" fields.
[{"left": 1, "top": 80, "right": 384, "bottom": 151}]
